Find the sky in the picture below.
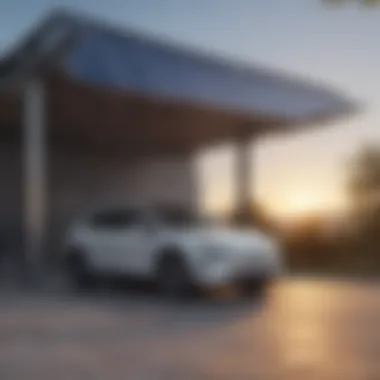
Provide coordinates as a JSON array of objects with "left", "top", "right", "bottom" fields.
[{"left": 0, "top": 0, "right": 379, "bottom": 219}]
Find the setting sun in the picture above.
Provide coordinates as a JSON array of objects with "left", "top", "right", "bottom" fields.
[
  {"left": 263, "top": 191, "right": 347, "bottom": 221},
  {"left": 286, "top": 194, "right": 325, "bottom": 215}
]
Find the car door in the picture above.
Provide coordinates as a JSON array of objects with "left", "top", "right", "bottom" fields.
[
  {"left": 87, "top": 209, "right": 131, "bottom": 273},
  {"left": 113, "top": 209, "right": 155, "bottom": 277},
  {"left": 87, "top": 207, "right": 154, "bottom": 276}
]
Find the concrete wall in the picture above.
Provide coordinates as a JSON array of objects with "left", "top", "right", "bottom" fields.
[
  {"left": 47, "top": 149, "right": 197, "bottom": 256},
  {"left": 0, "top": 143, "right": 197, "bottom": 260}
]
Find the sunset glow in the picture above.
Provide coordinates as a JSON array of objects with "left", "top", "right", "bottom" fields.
[
  {"left": 264, "top": 191, "right": 347, "bottom": 220},
  {"left": 281, "top": 194, "right": 329, "bottom": 215}
]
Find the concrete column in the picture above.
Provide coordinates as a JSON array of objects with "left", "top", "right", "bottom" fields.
[
  {"left": 23, "top": 78, "right": 46, "bottom": 280},
  {"left": 235, "top": 136, "right": 253, "bottom": 225}
]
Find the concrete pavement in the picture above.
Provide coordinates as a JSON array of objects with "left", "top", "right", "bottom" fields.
[{"left": 0, "top": 278, "right": 380, "bottom": 379}]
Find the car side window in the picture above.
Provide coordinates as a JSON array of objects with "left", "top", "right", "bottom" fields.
[{"left": 90, "top": 209, "right": 141, "bottom": 230}]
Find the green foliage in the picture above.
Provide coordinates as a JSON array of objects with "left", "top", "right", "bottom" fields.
[
  {"left": 282, "top": 144, "right": 380, "bottom": 276},
  {"left": 345, "top": 144, "right": 380, "bottom": 274},
  {"left": 348, "top": 144, "right": 380, "bottom": 203}
]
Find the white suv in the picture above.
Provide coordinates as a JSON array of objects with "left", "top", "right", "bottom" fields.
[{"left": 64, "top": 205, "right": 282, "bottom": 297}]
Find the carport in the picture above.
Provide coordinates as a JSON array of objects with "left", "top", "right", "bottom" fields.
[{"left": 0, "top": 10, "right": 355, "bottom": 271}]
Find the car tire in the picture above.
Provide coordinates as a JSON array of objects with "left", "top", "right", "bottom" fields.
[
  {"left": 65, "top": 250, "right": 96, "bottom": 291},
  {"left": 156, "top": 252, "right": 195, "bottom": 299},
  {"left": 239, "top": 278, "right": 270, "bottom": 298}
]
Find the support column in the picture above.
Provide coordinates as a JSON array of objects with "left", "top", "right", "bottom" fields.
[
  {"left": 235, "top": 135, "right": 254, "bottom": 225},
  {"left": 23, "top": 78, "right": 46, "bottom": 281}
]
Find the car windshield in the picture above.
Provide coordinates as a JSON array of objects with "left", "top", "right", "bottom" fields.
[{"left": 153, "top": 206, "right": 203, "bottom": 228}]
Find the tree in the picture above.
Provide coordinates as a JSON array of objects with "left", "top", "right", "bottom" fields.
[
  {"left": 347, "top": 144, "right": 380, "bottom": 265},
  {"left": 348, "top": 144, "right": 380, "bottom": 209}
]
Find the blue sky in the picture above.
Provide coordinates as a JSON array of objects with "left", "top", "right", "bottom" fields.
[{"left": 1, "top": 0, "right": 379, "bottom": 217}]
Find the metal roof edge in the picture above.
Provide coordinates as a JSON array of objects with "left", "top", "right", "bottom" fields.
[
  {"left": 0, "top": 7, "right": 358, "bottom": 117},
  {"left": 1, "top": 8, "right": 356, "bottom": 103},
  {"left": 57, "top": 8, "right": 357, "bottom": 109}
]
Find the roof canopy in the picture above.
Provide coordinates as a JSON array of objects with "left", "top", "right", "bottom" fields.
[{"left": 0, "top": 10, "right": 357, "bottom": 155}]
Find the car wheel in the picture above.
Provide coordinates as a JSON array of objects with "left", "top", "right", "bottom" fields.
[
  {"left": 66, "top": 250, "right": 96, "bottom": 291},
  {"left": 239, "top": 278, "right": 270, "bottom": 298},
  {"left": 156, "top": 253, "right": 195, "bottom": 299}
]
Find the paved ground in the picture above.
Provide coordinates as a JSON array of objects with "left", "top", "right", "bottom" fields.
[{"left": 1, "top": 278, "right": 380, "bottom": 379}]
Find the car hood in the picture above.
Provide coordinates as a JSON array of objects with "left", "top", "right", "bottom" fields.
[{"left": 165, "top": 226, "right": 278, "bottom": 253}]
